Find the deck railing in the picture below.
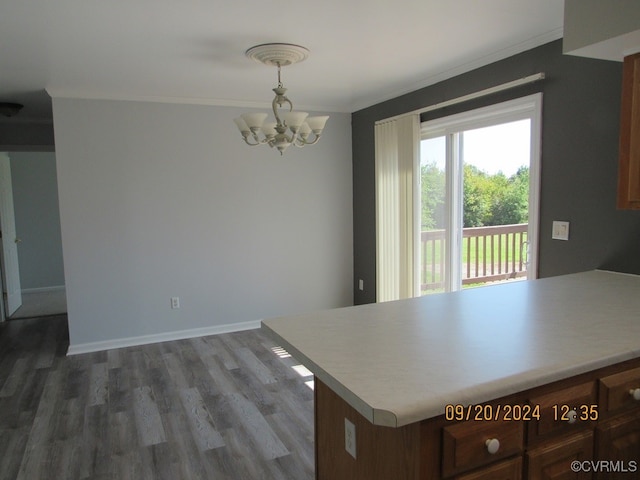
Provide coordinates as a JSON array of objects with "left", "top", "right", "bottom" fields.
[{"left": 421, "top": 223, "right": 528, "bottom": 293}]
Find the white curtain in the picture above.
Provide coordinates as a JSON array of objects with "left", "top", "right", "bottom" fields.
[{"left": 375, "top": 114, "right": 420, "bottom": 302}]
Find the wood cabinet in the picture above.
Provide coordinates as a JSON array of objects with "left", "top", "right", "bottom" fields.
[
  {"left": 528, "top": 381, "right": 597, "bottom": 444},
  {"left": 617, "top": 52, "right": 640, "bottom": 209},
  {"left": 527, "top": 430, "right": 593, "bottom": 480},
  {"left": 442, "top": 417, "right": 523, "bottom": 477},
  {"left": 595, "top": 412, "right": 640, "bottom": 480},
  {"left": 453, "top": 457, "right": 521, "bottom": 480},
  {"left": 594, "top": 366, "right": 640, "bottom": 479},
  {"left": 315, "top": 357, "right": 640, "bottom": 480},
  {"left": 526, "top": 382, "right": 597, "bottom": 479},
  {"left": 598, "top": 366, "right": 640, "bottom": 413}
]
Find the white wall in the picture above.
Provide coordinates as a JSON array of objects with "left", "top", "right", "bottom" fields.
[{"left": 52, "top": 98, "right": 353, "bottom": 350}]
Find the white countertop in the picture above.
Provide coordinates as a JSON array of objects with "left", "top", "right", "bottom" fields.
[{"left": 261, "top": 270, "right": 640, "bottom": 427}]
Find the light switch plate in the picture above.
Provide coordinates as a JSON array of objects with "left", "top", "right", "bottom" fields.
[{"left": 552, "top": 221, "right": 570, "bottom": 241}]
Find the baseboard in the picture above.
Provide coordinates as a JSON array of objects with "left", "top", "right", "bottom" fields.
[
  {"left": 22, "top": 285, "right": 66, "bottom": 294},
  {"left": 66, "top": 319, "right": 262, "bottom": 355}
]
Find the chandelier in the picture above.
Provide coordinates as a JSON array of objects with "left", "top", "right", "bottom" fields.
[{"left": 233, "top": 43, "right": 329, "bottom": 155}]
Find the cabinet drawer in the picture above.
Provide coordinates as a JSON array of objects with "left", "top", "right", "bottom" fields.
[
  {"left": 453, "top": 457, "right": 522, "bottom": 480},
  {"left": 442, "top": 419, "right": 523, "bottom": 477},
  {"left": 528, "top": 381, "right": 596, "bottom": 443},
  {"left": 599, "top": 366, "right": 640, "bottom": 414}
]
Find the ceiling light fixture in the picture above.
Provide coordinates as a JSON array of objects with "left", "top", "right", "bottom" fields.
[{"left": 233, "top": 43, "right": 329, "bottom": 155}]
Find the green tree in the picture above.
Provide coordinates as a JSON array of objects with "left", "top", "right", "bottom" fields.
[
  {"left": 463, "top": 164, "right": 495, "bottom": 227},
  {"left": 489, "top": 166, "right": 529, "bottom": 225},
  {"left": 421, "top": 162, "right": 445, "bottom": 230},
  {"left": 421, "top": 162, "right": 529, "bottom": 230},
  {"left": 462, "top": 164, "right": 529, "bottom": 227}
]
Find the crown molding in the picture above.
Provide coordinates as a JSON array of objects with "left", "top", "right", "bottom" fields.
[{"left": 46, "top": 88, "right": 341, "bottom": 113}]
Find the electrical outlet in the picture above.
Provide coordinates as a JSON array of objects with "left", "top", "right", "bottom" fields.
[
  {"left": 171, "top": 297, "right": 180, "bottom": 309},
  {"left": 345, "top": 418, "right": 356, "bottom": 459}
]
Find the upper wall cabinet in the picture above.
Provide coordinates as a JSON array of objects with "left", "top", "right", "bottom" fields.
[
  {"left": 618, "top": 53, "right": 640, "bottom": 209},
  {"left": 563, "top": 2, "right": 640, "bottom": 209}
]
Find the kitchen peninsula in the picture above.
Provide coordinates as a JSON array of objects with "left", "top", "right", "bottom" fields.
[{"left": 262, "top": 270, "right": 640, "bottom": 479}]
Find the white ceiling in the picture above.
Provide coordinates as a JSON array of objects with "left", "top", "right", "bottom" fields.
[{"left": 0, "top": 0, "right": 565, "bottom": 122}]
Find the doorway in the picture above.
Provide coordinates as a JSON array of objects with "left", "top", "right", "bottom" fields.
[
  {"left": 0, "top": 151, "right": 66, "bottom": 320},
  {"left": 0, "top": 152, "right": 22, "bottom": 317}
]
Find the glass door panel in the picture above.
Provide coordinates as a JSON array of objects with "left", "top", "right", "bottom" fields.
[
  {"left": 460, "top": 119, "right": 531, "bottom": 289},
  {"left": 420, "top": 136, "right": 448, "bottom": 294},
  {"left": 420, "top": 113, "right": 537, "bottom": 295}
]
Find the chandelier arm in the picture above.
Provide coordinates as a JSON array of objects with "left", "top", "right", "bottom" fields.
[
  {"left": 304, "top": 135, "right": 321, "bottom": 145},
  {"left": 272, "top": 96, "right": 282, "bottom": 125},
  {"left": 293, "top": 132, "right": 322, "bottom": 147},
  {"left": 241, "top": 135, "right": 269, "bottom": 146},
  {"left": 272, "top": 95, "right": 293, "bottom": 126}
]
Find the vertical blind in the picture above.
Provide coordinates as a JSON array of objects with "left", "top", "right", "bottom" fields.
[{"left": 375, "top": 114, "right": 419, "bottom": 302}]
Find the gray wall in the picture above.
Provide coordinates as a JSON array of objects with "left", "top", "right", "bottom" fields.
[
  {"left": 10, "top": 151, "right": 65, "bottom": 289},
  {"left": 52, "top": 98, "right": 353, "bottom": 347},
  {"left": 0, "top": 122, "right": 55, "bottom": 151},
  {"left": 352, "top": 39, "right": 640, "bottom": 305}
]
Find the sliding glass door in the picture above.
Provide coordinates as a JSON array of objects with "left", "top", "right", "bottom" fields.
[{"left": 419, "top": 94, "right": 542, "bottom": 294}]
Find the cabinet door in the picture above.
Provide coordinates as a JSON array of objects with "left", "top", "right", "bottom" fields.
[
  {"left": 527, "top": 430, "right": 593, "bottom": 480},
  {"left": 595, "top": 412, "right": 640, "bottom": 480},
  {"left": 618, "top": 52, "right": 640, "bottom": 209}
]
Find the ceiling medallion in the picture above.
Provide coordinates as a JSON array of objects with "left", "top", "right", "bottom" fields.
[
  {"left": 233, "top": 43, "right": 329, "bottom": 155},
  {"left": 245, "top": 43, "right": 310, "bottom": 67}
]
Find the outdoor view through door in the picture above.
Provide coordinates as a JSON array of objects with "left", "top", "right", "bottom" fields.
[{"left": 419, "top": 94, "right": 541, "bottom": 294}]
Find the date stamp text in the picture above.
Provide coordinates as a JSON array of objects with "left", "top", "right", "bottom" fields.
[{"left": 444, "top": 403, "right": 600, "bottom": 422}]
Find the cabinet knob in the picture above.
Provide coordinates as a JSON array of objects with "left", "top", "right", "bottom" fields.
[
  {"left": 485, "top": 438, "right": 500, "bottom": 455},
  {"left": 630, "top": 388, "right": 640, "bottom": 401},
  {"left": 567, "top": 409, "right": 578, "bottom": 424}
]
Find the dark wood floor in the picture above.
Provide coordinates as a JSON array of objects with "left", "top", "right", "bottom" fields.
[{"left": 0, "top": 315, "right": 315, "bottom": 480}]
